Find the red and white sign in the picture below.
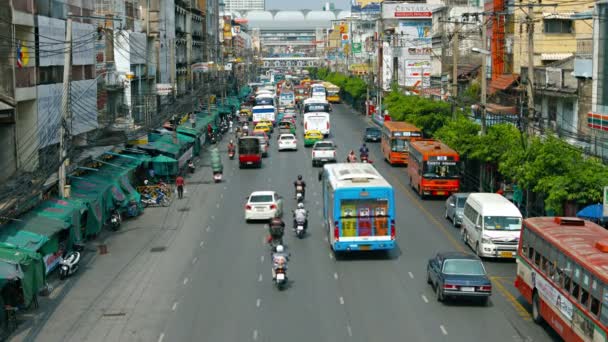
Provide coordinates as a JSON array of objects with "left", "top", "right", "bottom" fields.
[
  {"left": 382, "top": 3, "right": 440, "bottom": 19},
  {"left": 342, "top": 34, "right": 349, "bottom": 41}
]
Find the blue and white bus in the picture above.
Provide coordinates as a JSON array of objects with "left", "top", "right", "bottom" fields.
[
  {"left": 252, "top": 105, "right": 276, "bottom": 125},
  {"left": 320, "top": 163, "right": 396, "bottom": 252}
]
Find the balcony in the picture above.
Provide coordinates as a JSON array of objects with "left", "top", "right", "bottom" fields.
[
  {"left": 15, "top": 67, "right": 36, "bottom": 101},
  {"left": 576, "top": 38, "right": 592, "bottom": 57}
]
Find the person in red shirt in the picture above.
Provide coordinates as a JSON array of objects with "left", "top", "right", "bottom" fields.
[{"left": 176, "top": 175, "right": 185, "bottom": 199}]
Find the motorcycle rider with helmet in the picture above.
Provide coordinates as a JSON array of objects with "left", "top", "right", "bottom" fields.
[
  {"left": 294, "top": 175, "right": 306, "bottom": 199},
  {"left": 271, "top": 245, "right": 290, "bottom": 280},
  {"left": 359, "top": 143, "right": 369, "bottom": 160},
  {"left": 293, "top": 203, "right": 308, "bottom": 231},
  {"left": 267, "top": 213, "right": 285, "bottom": 246},
  {"left": 227, "top": 140, "right": 236, "bottom": 153}
]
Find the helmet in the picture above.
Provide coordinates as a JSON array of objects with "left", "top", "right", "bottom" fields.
[
  {"left": 362, "top": 143, "right": 367, "bottom": 147},
  {"left": 298, "top": 203, "right": 304, "bottom": 209},
  {"left": 297, "top": 175, "right": 302, "bottom": 180},
  {"left": 230, "top": 140, "right": 234, "bottom": 144},
  {"left": 276, "top": 245, "right": 284, "bottom": 253}
]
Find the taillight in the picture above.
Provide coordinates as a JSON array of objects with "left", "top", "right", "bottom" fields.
[
  {"left": 313, "top": 151, "right": 316, "bottom": 157},
  {"left": 479, "top": 285, "right": 492, "bottom": 292},
  {"left": 443, "top": 284, "right": 459, "bottom": 290},
  {"left": 334, "top": 221, "right": 339, "bottom": 241},
  {"left": 245, "top": 205, "right": 252, "bottom": 210},
  {"left": 270, "top": 204, "right": 277, "bottom": 210},
  {"left": 326, "top": 122, "right": 329, "bottom": 129},
  {"left": 333, "top": 151, "right": 336, "bottom": 158},
  {"left": 390, "top": 219, "right": 395, "bottom": 240},
  {"left": 305, "top": 122, "right": 308, "bottom": 130}
]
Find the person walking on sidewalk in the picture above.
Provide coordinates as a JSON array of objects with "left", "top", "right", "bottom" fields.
[{"left": 176, "top": 175, "right": 185, "bottom": 199}]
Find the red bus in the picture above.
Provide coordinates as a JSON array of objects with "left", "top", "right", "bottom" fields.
[
  {"left": 515, "top": 217, "right": 608, "bottom": 341},
  {"left": 380, "top": 121, "right": 422, "bottom": 165},
  {"left": 238, "top": 137, "right": 262, "bottom": 168},
  {"left": 407, "top": 139, "right": 460, "bottom": 198}
]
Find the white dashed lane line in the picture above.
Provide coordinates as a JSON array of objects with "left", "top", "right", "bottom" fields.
[
  {"left": 421, "top": 295, "right": 429, "bottom": 303},
  {"left": 347, "top": 325, "right": 353, "bottom": 337},
  {"left": 171, "top": 301, "right": 178, "bottom": 311},
  {"left": 192, "top": 257, "right": 198, "bottom": 264},
  {"left": 408, "top": 272, "right": 414, "bottom": 279},
  {"left": 256, "top": 298, "right": 261, "bottom": 308},
  {"left": 158, "top": 333, "right": 165, "bottom": 342},
  {"left": 258, "top": 273, "right": 263, "bottom": 282},
  {"left": 200, "top": 241, "right": 204, "bottom": 247},
  {"left": 183, "top": 277, "right": 189, "bottom": 285},
  {"left": 440, "top": 325, "right": 448, "bottom": 335},
  {"left": 253, "top": 330, "right": 259, "bottom": 341},
  {"left": 333, "top": 272, "right": 339, "bottom": 280},
  {"left": 339, "top": 296, "right": 345, "bottom": 305},
  {"left": 260, "top": 255, "right": 265, "bottom": 263}
]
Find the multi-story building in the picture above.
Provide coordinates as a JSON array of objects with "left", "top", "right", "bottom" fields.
[{"left": 224, "top": 0, "right": 264, "bottom": 12}]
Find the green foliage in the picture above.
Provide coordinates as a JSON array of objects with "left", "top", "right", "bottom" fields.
[
  {"left": 383, "top": 90, "right": 452, "bottom": 136},
  {"left": 434, "top": 115, "right": 480, "bottom": 157},
  {"left": 472, "top": 124, "right": 524, "bottom": 163},
  {"left": 316, "top": 70, "right": 368, "bottom": 102},
  {"left": 461, "top": 81, "right": 481, "bottom": 104}
]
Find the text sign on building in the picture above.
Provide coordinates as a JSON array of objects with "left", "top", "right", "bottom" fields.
[{"left": 382, "top": 3, "right": 441, "bottom": 19}]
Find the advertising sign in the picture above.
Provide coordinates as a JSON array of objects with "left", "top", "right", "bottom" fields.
[
  {"left": 532, "top": 271, "right": 573, "bottom": 322},
  {"left": 351, "top": 0, "right": 383, "bottom": 14},
  {"left": 402, "top": 60, "right": 431, "bottom": 88},
  {"left": 352, "top": 42, "right": 362, "bottom": 53},
  {"left": 382, "top": 3, "right": 441, "bottom": 19},
  {"left": 397, "top": 20, "right": 432, "bottom": 58},
  {"left": 156, "top": 83, "right": 175, "bottom": 95},
  {"left": 382, "top": 41, "right": 392, "bottom": 91}
]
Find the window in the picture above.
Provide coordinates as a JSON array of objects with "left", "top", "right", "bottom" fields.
[
  {"left": 601, "top": 286, "right": 608, "bottom": 325},
  {"left": 572, "top": 265, "right": 581, "bottom": 299},
  {"left": 544, "top": 19, "right": 573, "bottom": 34}
]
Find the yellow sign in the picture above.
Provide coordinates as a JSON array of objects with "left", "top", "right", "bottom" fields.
[
  {"left": 223, "top": 23, "right": 232, "bottom": 39},
  {"left": 343, "top": 44, "right": 350, "bottom": 54}
]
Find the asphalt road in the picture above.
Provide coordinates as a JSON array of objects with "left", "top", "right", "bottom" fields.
[{"left": 23, "top": 104, "right": 560, "bottom": 342}]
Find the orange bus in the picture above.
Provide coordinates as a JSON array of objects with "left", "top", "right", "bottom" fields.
[
  {"left": 515, "top": 217, "right": 608, "bottom": 342},
  {"left": 407, "top": 139, "right": 460, "bottom": 198},
  {"left": 380, "top": 121, "right": 422, "bottom": 165}
]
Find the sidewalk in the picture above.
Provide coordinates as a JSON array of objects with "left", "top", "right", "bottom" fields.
[{"left": 8, "top": 145, "right": 222, "bottom": 342}]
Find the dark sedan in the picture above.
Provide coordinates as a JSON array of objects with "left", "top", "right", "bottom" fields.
[
  {"left": 363, "top": 127, "right": 381, "bottom": 142},
  {"left": 426, "top": 252, "right": 492, "bottom": 305}
]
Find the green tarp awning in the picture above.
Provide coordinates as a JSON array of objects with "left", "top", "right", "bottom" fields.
[
  {"left": 151, "top": 155, "right": 178, "bottom": 176},
  {"left": 0, "top": 247, "right": 45, "bottom": 308}
]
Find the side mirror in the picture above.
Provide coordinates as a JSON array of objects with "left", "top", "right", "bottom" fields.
[
  {"left": 449, "top": 203, "right": 455, "bottom": 207},
  {"left": 475, "top": 224, "right": 482, "bottom": 230}
]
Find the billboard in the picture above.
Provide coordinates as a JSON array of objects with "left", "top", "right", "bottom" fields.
[
  {"left": 351, "top": 0, "right": 383, "bottom": 14},
  {"left": 397, "top": 20, "right": 432, "bottom": 58},
  {"left": 382, "top": 3, "right": 442, "bottom": 19},
  {"left": 401, "top": 60, "right": 431, "bottom": 88}
]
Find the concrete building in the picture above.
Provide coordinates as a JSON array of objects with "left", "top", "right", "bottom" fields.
[{"left": 224, "top": 0, "right": 264, "bottom": 11}]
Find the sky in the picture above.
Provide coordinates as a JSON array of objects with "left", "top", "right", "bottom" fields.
[{"left": 265, "top": 0, "right": 350, "bottom": 10}]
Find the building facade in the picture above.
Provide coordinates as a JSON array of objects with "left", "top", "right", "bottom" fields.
[{"left": 224, "top": 0, "right": 264, "bottom": 12}]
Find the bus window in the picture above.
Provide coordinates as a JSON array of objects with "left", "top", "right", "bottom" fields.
[
  {"left": 340, "top": 199, "right": 389, "bottom": 237},
  {"left": 391, "top": 139, "right": 408, "bottom": 152},
  {"left": 423, "top": 161, "right": 460, "bottom": 179},
  {"left": 602, "top": 288, "right": 608, "bottom": 325}
]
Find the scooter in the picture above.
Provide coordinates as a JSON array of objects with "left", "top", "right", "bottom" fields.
[
  {"left": 210, "top": 132, "right": 217, "bottom": 144},
  {"left": 142, "top": 189, "right": 170, "bottom": 207},
  {"left": 228, "top": 149, "right": 235, "bottom": 159},
  {"left": 188, "top": 161, "right": 195, "bottom": 174},
  {"left": 294, "top": 217, "right": 306, "bottom": 239},
  {"left": 109, "top": 210, "right": 121, "bottom": 231},
  {"left": 274, "top": 267, "right": 287, "bottom": 290},
  {"left": 213, "top": 171, "right": 223, "bottom": 183},
  {"left": 59, "top": 251, "right": 81, "bottom": 280},
  {"left": 295, "top": 186, "right": 304, "bottom": 203},
  {"left": 360, "top": 155, "right": 373, "bottom": 164},
  {"left": 268, "top": 236, "right": 283, "bottom": 252}
]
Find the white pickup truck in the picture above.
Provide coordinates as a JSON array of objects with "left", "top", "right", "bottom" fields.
[{"left": 311, "top": 140, "right": 337, "bottom": 167}]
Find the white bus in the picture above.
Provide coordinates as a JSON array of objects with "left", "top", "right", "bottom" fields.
[
  {"left": 252, "top": 105, "right": 276, "bottom": 125},
  {"left": 303, "top": 98, "right": 331, "bottom": 114},
  {"left": 255, "top": 94, "right": 275, "bottom": 107},
  {"left": 304, "top": 112, "right": 330, "bottom": 137},
  {"left": 461, "top": 193, "right": 522, "bottom": 259},
  {"left": 310, "top": 84, "right": 327, "bottom": 100}
]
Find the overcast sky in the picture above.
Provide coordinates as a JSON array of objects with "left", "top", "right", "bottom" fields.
[{"left": 265, "top": 0, "right": 350, "bottom": 10}]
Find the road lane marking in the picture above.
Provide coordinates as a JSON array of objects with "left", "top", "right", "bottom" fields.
[
  {"left": 172, "top": 302, "right": 178, "bottom": 311},
  {"left": 440, "top": 325, "right": 448, "bottom": 335},
  {"left": 200, "top": 241, "right": 204, "bottom": 247},
  {"left": 421, "top": 295, "right": 429, "bottom": 303},
  {"left": 211, "top": 215, "right": 215, "bottom": 220},
  {"left": 408, "top": 272, "right": 414, "bottom": 279},
  {"left": 339, "top": 296, "right": 344, "bottom": 305},
  {"left": 253, "top": 330, "right": 259, "bottom": 341},
  {"left": 216, "top": 203, "right": 220, "bottom": 208},
  {"left": 324, "top": 236, "right": 328, "bottom": 242},
  {"left": 329, "top": 253, "right": 334, "bottom": 259},
  {"left": 258, "top": 273, "right": 263, "bottom": 282},
  {"left": 158, "top": 333, "right": 165, "bottom": 342},
  {"left": 192, "top": 257, "right": 198, "bottom": 264},
  {"left": 206, "top": 226, "right": 211, "bottom": 232},
  {"left": 334, "top": 272, "right": 339, "bottom": 280},
  {"left": 224, "top": 186, "right": 227, "bottom": 190},
  {"left": 183, "top": 277, "right": 189, "bottom": 285},
  {"left": 220, "top": 193, "right": 223, "bottom": 199},
  {"left": 347, "top": 325, "right": 353, "bottom": 337},
  {"left": 256, "top": 299, "right": 261, "bottom": 308},
  {"left": 261, "top": 255, "right": 265, "bottom": 263},
  {"left": 491, "top": 276, "right": 532, "bottom": 321}
]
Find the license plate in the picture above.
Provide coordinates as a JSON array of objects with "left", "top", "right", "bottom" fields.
[
  {"left": 500, "top": 251, "right": 514, "bottom": 258},
  {"left": 461, "top": 287, "right": 475, "bottom": 292},
  {"left": 436, "top": 191, "right": 445, "bottom": 195},
  {"left": 359, "top": 245, "right": 371, "bottom": 251},
  {"left": 247, "top": 162, "right": 252, "bottom": 165},
  {"left": 256, "top": 208, "right": 265, "bottom": 211},
  {"left": 276, "top": 273, "right": 285, "bottom": 281},
  {"left": 321, "top": 159, "right": 328, "bottom": 162}
]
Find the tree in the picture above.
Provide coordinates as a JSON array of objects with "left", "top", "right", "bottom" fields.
[
  {"left": 434, "top": 115, "right": 481, "bottom": 156},
  {"left": 472, "top": 123, "right": 524, "bottom": 162}
]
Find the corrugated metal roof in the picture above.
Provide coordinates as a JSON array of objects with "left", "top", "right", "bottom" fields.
[
  {"left": 542, "top": 12, "right": 575, "bottom": 20},
  {"left": 541, "top": 53, "right": 573, "bottom": 61},
  {"left": 488, "top": 74, "right": 519, "bottom": 95}
]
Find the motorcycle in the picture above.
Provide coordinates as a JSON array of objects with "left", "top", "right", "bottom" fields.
[
  {"left": 210, "top": 132, "right": 217, "bottom": 144},
  {"left": 109, "top": 210, "right": 121, "bottom": 231},
  {"left": 59, "top": 251, "right": 81, "bottom": 280},
  {"left": 228, "top": 149, "right": 235, "bottom": 159},
  {"left": 213, "top": 171, "right": 223, "bottom": 183},
  {"left": 268, "top": 236, "right": 283, "bottom": 252},
  {"left": 188, "top": 161, "right": 195, "bottom": 174},
  {"left": 274, "top": 267, "right": 287, "bottom": 290},
  {"left": 142, "top": 189, "right": 170, "bottom": 207},
  {"left": 360, "top": 155, "right": 372, "bottom": 164},
  {"left": 295, "top": 185, "right": 304, "bottom": 203},
  {"left": 294, "top": 217, "right": 306, "bottom": 239}
]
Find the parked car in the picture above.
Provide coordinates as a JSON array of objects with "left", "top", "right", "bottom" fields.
[
  {"left": 444, "top": 193, "right": 470, "bottom": 227},
  {"left": 245, "top": 191, "right": 284, "bottom": 222},
  {"left": 426, "top": 252, "right": 492, "bottom": 305},
  {"left": 363, "top": 127, "right": 381, "bottom": 142},
  {"left": 311, "top": 140, "right": 337, "bottom": 167},
  {"left": 278, "top": 134, "right": 297, "bottom": 151}
]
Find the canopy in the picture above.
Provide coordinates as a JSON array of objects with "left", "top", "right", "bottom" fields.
[
  {"left": 576, "top": 204, "right": 606, "bottom": 220},
  {"left": 151, "top": 155, "right": 178, "bottom": 176},
  {"left": 0, "top": 247, "right": 45, "bottom": 307}
]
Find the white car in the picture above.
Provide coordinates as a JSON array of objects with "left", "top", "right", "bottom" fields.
[
  {"left": 245, "top": 191, "right": 284, "bottom": 221},
  {"left": 277, "top": 134, "right": 297, "bottom": 151}
]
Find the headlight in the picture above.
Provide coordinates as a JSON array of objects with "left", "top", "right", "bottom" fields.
[{"left": 481, "top": 237, "right": 492, "bottom": 244}]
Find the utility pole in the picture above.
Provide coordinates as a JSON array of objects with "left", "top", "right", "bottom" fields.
[
  {"left": 377, "top": 18, "right": 384, "bottom": 120},
  {"left": 526, "top": 3, "right": 535, "bottom": 136},
  {"left": 59, "top": 15, "right": 72, "bottom": 198},
  {"left": 452, "top": 21, "right": 459, "bottom": 100},
  {"left": 480, "top": 20, "right": 487, "bottom": 135}
]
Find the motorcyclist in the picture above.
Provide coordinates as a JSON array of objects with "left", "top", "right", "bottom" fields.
[
  {"left": 227, "top": 140, "right": 235, "bottom": 153},
  {"left": 267, "top": 214, "right": 285, "bottom": 246},
  {"left": 294, "top": 175, "right": 306, "bottom": 199},
  {"left": 359, "top": 143, "right": 369, "bottom": 159},
  {"left": 271, "top": 245, "right": 289, "bottom": 280},
  {"left": 347, "top": 150, "right": 357, "bottom": 163},
  {"left": 293, "top": 203, "right": 308, "bottom": 231},
  {"left": 188, "top": 160, "right": 195, "bottom": 173}
]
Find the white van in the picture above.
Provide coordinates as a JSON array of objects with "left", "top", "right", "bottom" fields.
[
  {"left": 304, "top": 112, "right": 330, "bottom": 136},
  {"left": 461, "top": 193, "right": 522, "bottom": 259}
]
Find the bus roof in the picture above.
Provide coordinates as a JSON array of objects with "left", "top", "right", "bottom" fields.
[
  {"left": 410, "top": 139, "right": 458, "bottom": 157},
  {"left": 303, "top": 98, "right": 328, "bottom": 104},
  {"left": 524, "top": 217, "right": 608, "bottom": 281},
  {"left": 383, "top": 121, "right": 421, "bottom": 131},
  {"left": 324, "top": 163, "right": 392, "bottom": 189},
  {"left": 466, "top": 193, "right": 522, "bottom": 217},
  {"left": 252, "top": 105, "right": 274, "bottom": 110}
]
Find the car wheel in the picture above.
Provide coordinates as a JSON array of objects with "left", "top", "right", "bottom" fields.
[
  {"left": 444, "top": 209, "right": 449, "bottom": 220},
  {"left": 475, "top": 242, "right": 482, "bottom": 257},
  {"left": 481, "top": 296, "right": 490, "bottom": 307},
  {"left": 532, "top": 292, "right": 543, "bottom": 324},
  {"left": 452, "top": 215, "right": 458, "bottom": 228},
  {"left": 436, "top": 285, "right": 444, "bottom": 302},
  {"left": 426, "top": 269, "right": 432, "bottom": 285}
]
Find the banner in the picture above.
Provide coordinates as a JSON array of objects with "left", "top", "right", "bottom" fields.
[
  {"left": 351, "top": 0, "right": 383, "bottom": 14},
  {"left": 156, "top": 83, "right": 174, "bottom": 95},
  {"left": 382, "top": 41, "right": 392, "bottom": 91},
  {"left": 402, "top": 60, "right": 431, "bottom": 88},
  {"left": 382, "top": 3, "right": 441, "bottom": 20},
  {"left": 352, "top": 42, "right": 362, "bottom": 53},
  {"left": 532, "top": 271, "right": 573, "bottom": 322},
  {"left": 397, "top": 20, "right": 432, "bottom": 58}
]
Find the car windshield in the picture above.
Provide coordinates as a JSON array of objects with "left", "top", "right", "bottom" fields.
[
  {"left": 456, "top": 197, "right": 467, "bottom": 208},
  {"left": 250, "top": 195, "right": 273, "bottom": 203},
  {"left": 366, "top": 129, "right": 380, "bottom": 136},
  {"left": 423, "top": 161, "right": 460, "bottom": 179},
  {"left": 391, "top": 139, "right": 408, "bottom": 152},
  {"left": 280, "top": 135, "right": 294, "bottom": 140},
  {"left": 442, "top": 259, "right": 486, "bottom": 276},
  {"left": 314, "top": 143, "right": 334, "bottom": 150},
  {"left": 483, "top": 216, "right": 521, "bottom": 231}
]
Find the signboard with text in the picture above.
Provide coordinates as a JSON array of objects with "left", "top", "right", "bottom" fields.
[{"left": 382, "top": 3, "right": 442, "bottom": 19}]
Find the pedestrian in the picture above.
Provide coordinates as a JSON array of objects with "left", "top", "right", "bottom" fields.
[{"left": 176, "top": 174, "right": 185, "bottom": 199}]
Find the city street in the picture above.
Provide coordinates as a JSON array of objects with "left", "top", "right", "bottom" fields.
[{"left": 16, "top": 104, "right": 560, "bottom": 342}]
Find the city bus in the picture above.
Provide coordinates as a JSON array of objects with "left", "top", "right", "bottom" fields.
[
  {"left": 407, "top": 139, "right": 461, "bottom": 198},
  {"left": 320, "top": 163, "right": 396, "bottom": 253},
  {"left": 323, "top": 82, "right": 341, "bottom": 103},
  {"left": 303, "top": 98, "right": 331, "bottom": 114},
  {"left": 515, "top": 217, "right": 608, "bottom": 341},
  {"left": 252, "top": 105, "right": 276, "bottom": 125},
  {"left": 294, "top": 85, "right": 309, "bottom": 104},
  {"left": 380, "top": 121, "right": 422, "bottom": 165},
  {"left": 310, "top": 84, "right": 327, "bottom": 100}
]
